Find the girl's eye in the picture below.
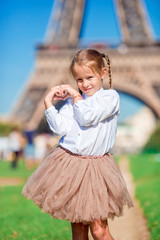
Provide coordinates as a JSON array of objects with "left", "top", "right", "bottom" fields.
[
  {"left": 87, "top": 76, "right": 93, "bottom": 79},
  {"left": 76, "top": 79, "right": 83, "bottom": 83}
]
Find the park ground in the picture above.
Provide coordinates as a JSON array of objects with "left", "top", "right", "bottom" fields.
[{"left": 0, "top": 153, "right": 160, "bottom": 240}]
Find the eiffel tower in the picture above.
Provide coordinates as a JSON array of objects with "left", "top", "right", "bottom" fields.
[{"left": 10, "top": 0, "right": 160, "bottom": 130}]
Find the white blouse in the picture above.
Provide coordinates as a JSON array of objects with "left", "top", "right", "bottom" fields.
[{"left": 45, "top": 88, "right": 120, "bottom": 156}]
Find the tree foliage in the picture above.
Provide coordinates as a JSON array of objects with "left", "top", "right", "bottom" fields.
[
  {"left": 0, "top": 122, "right": 20, "bottom": 136},
  {"left": 143, "top": 122, "right": 160, "bottom": 153}
]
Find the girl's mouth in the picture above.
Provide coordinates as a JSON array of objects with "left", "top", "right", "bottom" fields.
[{"left": 84, "top": 88, "right": 92, "bottom": 92}]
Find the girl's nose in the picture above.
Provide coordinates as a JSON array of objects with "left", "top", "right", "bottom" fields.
[{"left": 82, "top": 80, "right": 89, "bottom": 88}]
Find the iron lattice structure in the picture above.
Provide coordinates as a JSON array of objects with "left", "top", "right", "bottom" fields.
[{"left": 10, "top": 0, "right": 160, "bottom": 129}]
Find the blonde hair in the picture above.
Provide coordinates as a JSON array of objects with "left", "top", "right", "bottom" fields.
[{"left": 70, "top": 49, "right": 112, "bottom": 89}]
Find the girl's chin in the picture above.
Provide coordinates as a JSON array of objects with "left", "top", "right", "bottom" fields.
[
  {"left": 83, "top": 89, "right": 94, "bottom": 96},
  {"left": 84, "top": 91, "right": 95, "bottom": 96}
]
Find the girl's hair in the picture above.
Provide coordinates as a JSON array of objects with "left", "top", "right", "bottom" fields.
[{"left": 70, "top": 49, "right": 113, "bottom": 90}]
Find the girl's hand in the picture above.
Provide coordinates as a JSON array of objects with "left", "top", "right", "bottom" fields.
[
  {"left": 44, "top": 85, "right": 83, "bottom": 109},
  {"left": 44, "top": 86, "right": 64, "bottom": 109},
  {"left": 60, "top": 85, "right": 82, "bottom": 102}
]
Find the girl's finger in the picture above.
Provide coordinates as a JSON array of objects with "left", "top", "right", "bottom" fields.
[
  {"left": 61, "top": 85, "right": 78, "bottom": 97},
  {"left": 55, "top": 90, "right": 68, "bottom": 98},
  {"left": 62, "top": 92, "right": 71, "bottom": 100}
]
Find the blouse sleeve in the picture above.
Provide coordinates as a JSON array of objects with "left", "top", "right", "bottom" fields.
[
  {"left": 73, "top": 90, "right": 120, "bottom": 127},
  {"left": 45, "top": 99, "right": 73, "bottom": 136}
]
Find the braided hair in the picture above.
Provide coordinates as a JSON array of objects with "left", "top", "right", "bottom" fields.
[{"left": 101, "top": 54, "right": 112, "bottom": 89}]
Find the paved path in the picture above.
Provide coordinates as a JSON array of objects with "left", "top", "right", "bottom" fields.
[
  {"left": 0, "top": 177, "right": 24, "bottom": 186},
  {"left": 89, "top": 155, "right": 150, "bottom": 240}
]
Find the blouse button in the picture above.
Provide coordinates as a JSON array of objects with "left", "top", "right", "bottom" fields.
[{"left": 78, "top": 133, "right": 80, "bottom": 136}]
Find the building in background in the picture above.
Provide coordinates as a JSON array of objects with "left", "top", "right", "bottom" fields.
[{"left": 5, "top": 0, "right": 160, "bottom": 152}]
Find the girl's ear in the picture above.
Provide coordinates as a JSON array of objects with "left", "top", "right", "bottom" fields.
[{"left": 101, "top": 67, "right": 107, "bottom": 79}]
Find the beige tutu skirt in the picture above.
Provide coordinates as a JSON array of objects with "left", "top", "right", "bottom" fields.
[{"left": 22, "top": 146, "right": 134, "bottom": 224}]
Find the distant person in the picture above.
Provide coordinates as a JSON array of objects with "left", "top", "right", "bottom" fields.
[
  {"left": 34, "top": 133, "right": 48, "bottom": 166},
  {"left": 0, "top": 136, "right": 9, "bottom": 160},
  {"left": 23, "top": 124, "right": 36, "bottom": 170},
  {"left": 22, "top": 49, "right": 134, "bottom": 240},
  {"left": 8, "top": 127, "right": 23, "bottom": 168}
]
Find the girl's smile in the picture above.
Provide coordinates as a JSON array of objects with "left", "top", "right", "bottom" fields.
[{"left": 74, "top": 65, "right": 107, "bottom": 96}]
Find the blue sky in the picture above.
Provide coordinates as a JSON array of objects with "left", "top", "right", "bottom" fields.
[
  {"left": 79, "top": 0, "right": 122, "bottom": 47},
  {"left": 0, "top": 0, "right": 53, "bottom": 115},
  {"left": 0, "top": 0, "right": 160, "bottom": 119}
]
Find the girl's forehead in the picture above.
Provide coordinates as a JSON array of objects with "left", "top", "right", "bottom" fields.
[{"left": 74, "top": 64, "right": 94, "bottom": 76}]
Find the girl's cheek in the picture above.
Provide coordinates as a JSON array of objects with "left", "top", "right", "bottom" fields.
[{"left": 77, "top": 82, "right": 81, "bottom": 87}]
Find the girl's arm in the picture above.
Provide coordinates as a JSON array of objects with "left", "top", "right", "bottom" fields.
[
  {"left": 45, "top": 101, "right": 73, "bottom": 136},
  {"left": 73, "top": 89, "right": 120, "bottom": 127},
  {"left": 44, "top": 85, "right": 82, "bottom": 136}
]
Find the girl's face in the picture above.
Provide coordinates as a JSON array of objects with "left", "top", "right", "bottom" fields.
[{"left": 74, "top": 64, "right": 107, "bottom": 96}]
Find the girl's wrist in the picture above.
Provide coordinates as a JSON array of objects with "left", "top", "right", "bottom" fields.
[
  {"left": 44, "top": 98, "right": 52, "bottom": 110},
  {"left": 73, "top": 94, "right": 82, "bottom": 103}
]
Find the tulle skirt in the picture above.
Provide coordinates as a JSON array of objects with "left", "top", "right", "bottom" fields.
[{"left": 22, "top": 146, "right": 134, "bottom": 224}]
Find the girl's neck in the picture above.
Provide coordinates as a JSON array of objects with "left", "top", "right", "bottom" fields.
[{"left": 82, "top": 87, "right": 104, "bottom": 99}]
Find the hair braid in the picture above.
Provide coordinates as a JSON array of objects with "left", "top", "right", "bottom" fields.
[{"left": 105, "top": 55, "right": 112, "bottom": 89}]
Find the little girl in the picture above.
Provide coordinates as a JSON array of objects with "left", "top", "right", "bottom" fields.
[{"left": 22, "top": 49, "right": 134, "bottom": 240}]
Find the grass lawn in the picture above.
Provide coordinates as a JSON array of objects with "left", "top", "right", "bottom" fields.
[
  {"left": 128, "top": 153, "right": 160, "bottom": 240},
  {"left": 0, "top": 159, "right": 35, "bottom": 179},
  {"left": 0, "top": 160, "right": 72, "bottom": 239},
  {"left": 0, "top": 185, "right": 72, "bottom": 240}
]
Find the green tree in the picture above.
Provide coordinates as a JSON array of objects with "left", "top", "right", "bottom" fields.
[
  {"left": 0, "top": 122, "right": 20, "bottom": 136},
  {"left": 143, "top": 122, "right": 160, "bottom": 153}
]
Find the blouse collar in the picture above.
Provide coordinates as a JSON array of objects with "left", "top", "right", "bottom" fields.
[{"left": 82, "top": 88, "right": 104, "bottom": 99}]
